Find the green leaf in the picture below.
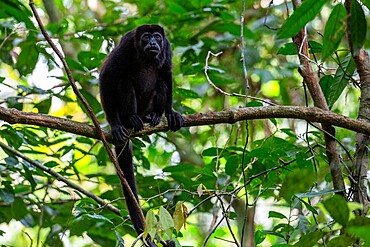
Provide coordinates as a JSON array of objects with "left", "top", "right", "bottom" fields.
[
  {"left": 17, "top": 42, "right": 39, "bottom": 76},
  {"left": 79, "top": 89, "right": 103, "bottom": 115},
  {"left": 268, "top": 211, "right": 287, "bottom": 220},
  {"left": 225, "top": 155, "right": 240, "bottom": 176},
  {"left": 280, "top": 169, "right": 315, "bottom": 202},
  {"left": 350, "top": 0, "right": 367, "bottom": 55},
  {"left": 158, "top": 206, "right": 174, "bottom": 231},
  {"left": 177, "top": 88, "right": 200, "bottom": 98},
  {"left": 85, "top": 213, "right": 114, "bottom": 225},
  {"left": 115, "top": 231, "right": 125, "bottom": 247},
  {"left": 0, "top": 0, "right": 35, "bottom": 29},
  {"left": 0, "top": 188, "right": 14, "bottom": 204},
  {"left": 296, "top": 197, "right": 318, "bottom": 215},
  {"left": 254, "top": 230, "right": 266, "bottom": 245},
  {"left": 144, "top": 209, "right": 157, "bottom": 240},
  {"left": 323, "top": 195, "right": 349, "bottom": 226},
  {"left": 327, "top": 235, "right": 355, "bottom": 247},
  {"left": 277, "top": 0, "right": 327, "bottom": 39},
  {"left": 321, "top": 54, "right": 356, "bottom": 109},
  {"left": 297, "top": 215, "right": 311, "bottom": 234},
  {"left": 347, "top": 226, "right": 370, "bottom": 242},
  {"left": 319, "top": 75, "right": 334, "bottom": 103},
  {"left": 77, "top": 51, "right": 106, "bottom": 70},
  {"left": 278, "top": 41, "right": 322, "bottom": 55},
  {"left": 202, "top": 147, "right": 219, "bottom": 156},
  {"left": 35, "top": 98, "right": 52, "bottom": 114},
  {"left": 22, "top": 163, "right": 37, "bottom": 191},
  {"left": 294, "top": 231, "right": 326, "bottom": 246},
  {"left": 322, "top": 4, "right": 346, "bottom": 60},
  {"left": 165, "top": 1, "right": 187, "bottom": 14}
]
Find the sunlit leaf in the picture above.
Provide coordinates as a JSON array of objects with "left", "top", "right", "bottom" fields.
[
  {"left": 159, "top": 206, "right": 174, "bottom": 231},
  {"left": 173, "top": 202, "right": 186, "bottom": 232},
  {"left": 144, "top": 209, "right": 157, "bottom": 240}
]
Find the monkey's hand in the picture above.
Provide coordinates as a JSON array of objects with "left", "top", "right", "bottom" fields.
[
  {"left": 111, "top": 125, "right": 129, "bottom": 144},
  {"left": 129, "top": 114, "right": 144, "bottom": 132},
  {"left": 165, "top": 111, "right": 184, "bottom": 132},
  {"left": 149, "top": 112, "right": 161, "bottom": 127}
]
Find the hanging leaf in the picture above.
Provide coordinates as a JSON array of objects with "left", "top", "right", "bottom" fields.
[
  {"left": 159, "top": 206, "right": 174, "bottom": 231},
  {"left": 173, "top": 202, "right": 187, "bottom": 233},
  {"left": 277, "top": 0, "right": 327, "bottom": 39},
  {"left": 144, "top": 209, "right": 157, "bottom": 240},
  {"left": 324, "top": 54, "right": 356, "bottom": 109},
  {"left": 321, "top": 4, "right": 346, "bottom": 60},
  {"left": 350, "top": 0, "right": 367, "bottom": 55}
]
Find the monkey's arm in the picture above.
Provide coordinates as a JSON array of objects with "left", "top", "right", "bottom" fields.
[
  {"left": 161, "top": 64, "right": 184, "bottom": 131},
  {"left": 99, "top": 75, "right": 130, "bottom": 143}
]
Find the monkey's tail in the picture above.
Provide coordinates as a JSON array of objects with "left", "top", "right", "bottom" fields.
[{"left": 115, "top": 142, "right": 144, "bottom": 234}]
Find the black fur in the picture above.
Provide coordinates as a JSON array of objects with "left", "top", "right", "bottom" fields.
[{"left": 99, "top": 24, "right": 182, "bottom": 246}]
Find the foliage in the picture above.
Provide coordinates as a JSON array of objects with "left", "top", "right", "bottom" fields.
[{"left": 0, "top": 0, "right": 369, "bottom": 246}]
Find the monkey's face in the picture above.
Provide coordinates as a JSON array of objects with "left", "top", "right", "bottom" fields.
[{"left": 140, "top": 32, "right": 163, "bottom": 56}]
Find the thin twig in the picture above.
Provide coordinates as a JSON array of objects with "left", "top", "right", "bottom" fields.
[
  {"left": 204, "top": 51, "right": 276, "bottom": 106},
  {"left": 263, "top": 0, "right": 279, "bottom": 30},
  {"left": 215, "top": 193, "right": 240, "bottom": 247}
]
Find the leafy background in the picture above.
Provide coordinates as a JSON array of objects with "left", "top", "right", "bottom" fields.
[{"left": 0, "top": 0, "right": 369, "bottom": 246}]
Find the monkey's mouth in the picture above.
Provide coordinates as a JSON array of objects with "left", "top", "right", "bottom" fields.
[{"left": 145, "top": 47, "right": 160, "bottom": 54}]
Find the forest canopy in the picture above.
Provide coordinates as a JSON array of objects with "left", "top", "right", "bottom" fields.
[{"left": 0, "top": 0, "right": 369, "bottom": 246}]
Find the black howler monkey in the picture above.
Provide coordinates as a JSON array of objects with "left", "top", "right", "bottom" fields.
[{"left": 99, "top": 24, "right": 182, "bottom": 246}]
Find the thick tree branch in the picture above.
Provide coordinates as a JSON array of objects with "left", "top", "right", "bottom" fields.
[{"left": 1, "top": 106, "right": 370, "bottom": 139}]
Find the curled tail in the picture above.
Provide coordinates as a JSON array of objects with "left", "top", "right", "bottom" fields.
[{"left": 115, "top": 142, "right": 144, "bottom": 234}]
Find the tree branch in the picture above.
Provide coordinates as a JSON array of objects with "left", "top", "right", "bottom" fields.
[
  {"left": 1, "top": 106, "right": 370, "bottom": 139},
  {"left": 292, "top": 0, "right": 345, "bottom": 196},
  {"left": 345, "top": 0, "right": 370, "bottom": 215}
]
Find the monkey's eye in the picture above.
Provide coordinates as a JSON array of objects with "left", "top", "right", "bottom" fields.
[
  {"left": 154, "top": 34, "right": 161, "bottom": 41},
  {"left": 142, "top": 34, "right": 150, "bottom": 41}
]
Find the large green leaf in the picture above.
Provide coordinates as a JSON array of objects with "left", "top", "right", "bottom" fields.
[
  {"left": 321, "top": 4, "right": 346, "bottom": 60},
  {"left": 320, "top": 54, "right": 356, "bottom": 109},
  {"left": 350, "top": 0, "right": 367, "bottom": 55},
  {"left": 16, "top": 42, "right": 39, "bottom": 76},
  {"left": 277, "top": 0, "right": 327, "bottom": 39},
  {"left": 323, "top": 195, "right": 349, "bottom": 226}
]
